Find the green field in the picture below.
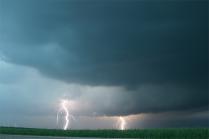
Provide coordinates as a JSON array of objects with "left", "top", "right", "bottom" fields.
[{"left": 0, "top": 127, "right": 208, "bottom": 138}]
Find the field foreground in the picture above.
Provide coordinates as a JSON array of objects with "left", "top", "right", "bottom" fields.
[{"left": 0, "top": 127, "right": 208, "bottom": 139}]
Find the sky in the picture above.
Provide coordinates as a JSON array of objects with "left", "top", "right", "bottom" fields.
[{"left": 0, "top": 0, "right": 208, "bottom": 129}]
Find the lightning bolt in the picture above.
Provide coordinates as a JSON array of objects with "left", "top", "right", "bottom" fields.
[
  {"left": 119, "top": 116, "right": 126, "bottom": 130},
  {"left": 57, "top": 99, "right": 74, "bottom": 130},
  {"left": 62, "top": 100, "right": 69, "bottom": 130},
  {"left": 116, "top": 116, "right": 126, "bottom": 130}
]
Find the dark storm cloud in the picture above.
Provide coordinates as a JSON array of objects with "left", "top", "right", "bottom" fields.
[
  {"left": 0, "top": 0, "right": 208, "bottom": 116},
  {"left": 1, "top": 0, "right": 207, "bottom": 86}
]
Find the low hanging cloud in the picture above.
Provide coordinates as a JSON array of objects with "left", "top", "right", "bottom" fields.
[{"left": 0, "top": 60, "right": 207, "bottom": 118}]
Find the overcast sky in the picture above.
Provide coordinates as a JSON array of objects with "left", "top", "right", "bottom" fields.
[{"left": 0, "top": 0, "right": 208, "bottom": 129}]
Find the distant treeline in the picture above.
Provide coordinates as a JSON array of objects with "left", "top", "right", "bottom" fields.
[{"left": 0, "top": 127, "right": 208, "bottom": 139}]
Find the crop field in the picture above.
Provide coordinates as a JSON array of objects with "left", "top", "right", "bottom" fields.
[{"left": 0, "top": 127, "right": 208, "bottom": 139}]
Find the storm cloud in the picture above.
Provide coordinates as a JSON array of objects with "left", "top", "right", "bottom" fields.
[{"left": 0, "top": 0, "right": 208, "bottom": 128}]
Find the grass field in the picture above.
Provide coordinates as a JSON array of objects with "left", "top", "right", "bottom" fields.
[{"left": 0, "top": 127, "right": 208, "bottom": 138}]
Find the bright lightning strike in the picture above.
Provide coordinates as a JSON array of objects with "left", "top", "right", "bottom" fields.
[
  {"left": 57, "top": 99, "right": 74, "bottom": 130},
  {"left": 119, "top": 116, "right": 126, "bottom": 130},
  {"left": 62, "top": 100, "right": 69, "bottom": 130},
  {"left": 115, "top": 116, "right": 126, "bottom": 130}
]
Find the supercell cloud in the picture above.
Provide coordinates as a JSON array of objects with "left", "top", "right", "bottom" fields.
[{"left": 0, "top": 0, "right": 208, "bottom": 128}]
